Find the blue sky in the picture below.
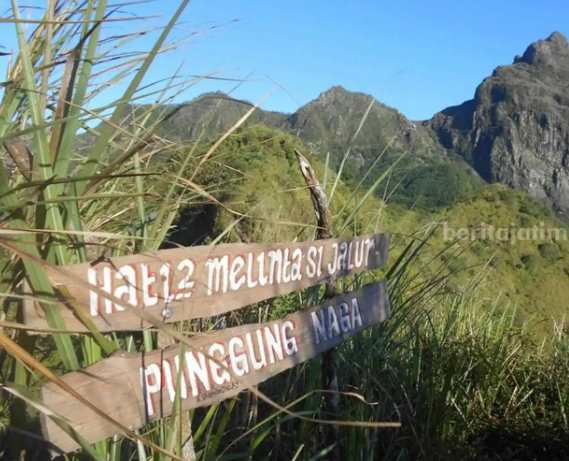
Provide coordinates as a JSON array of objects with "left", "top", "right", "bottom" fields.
[{"left": 2, "top": 0, "right": 569, "bottom": 120}]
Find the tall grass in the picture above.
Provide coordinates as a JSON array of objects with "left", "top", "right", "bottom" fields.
[
  {"left": 0, "top": 1, "right": 218, "bottom": 459},
  {"left": 1, "top": 2, "right": 569, "bottom": 461},
  {"left": 192, "top": 230, "right": 569, "bottom": 461}
]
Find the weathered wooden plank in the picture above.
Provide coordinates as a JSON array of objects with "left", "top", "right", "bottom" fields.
[
  {"left": 41, "top": 281, "right": 390, "bottom": 453},
  {"left": 24, "top": 234, "right": 390, "bottom": 333}
]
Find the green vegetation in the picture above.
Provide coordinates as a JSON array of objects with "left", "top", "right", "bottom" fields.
[
  {"left": 539, "top": 242, "right": 561, "bottom": 261},
  {"left": 165, "top": 134, "right": 569, "bottom": 338},
  {"left": 1, "top": 3, "right": 569, "bottom": 461},
  {"left": 118, "top": 82, "right": 481, "bottom": 214},
  {"left": 418, "top": 185, "right": 569, "bottom": 333},
  {"left": 389, "top": 162, "right": 482, "bottom": 209},
  {"left": 162, "top": 125, "right": 382, "bottom": 247},
  {"left": 521, "top": 253, "right": 541, "bottom": 270}
]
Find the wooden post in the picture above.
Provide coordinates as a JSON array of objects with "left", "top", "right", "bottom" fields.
[{"left": 294, "top": 149, "right": 340, "bottom": 454}]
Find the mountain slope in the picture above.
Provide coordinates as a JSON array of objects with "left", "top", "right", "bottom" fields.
[
  {"left": 157, "top": 125, "right": 569, "bottom": 336},
  {"left": 135, "top": 86, "right": 480, "bottom": 208},
  {"left": 155, "top": 92, "right": 287, "bottom": 142},
  {"left": 68, "top": 31, "right": 569, "bottom": 219},
  {"left": 280, "top": 86, "right": 446, "bottom": 169},
  {"left": 425, "top": 184, "right": 569, "bottom": 336},
  {"left": 427, "top": 32, "right": 569, "bottom": 219}
]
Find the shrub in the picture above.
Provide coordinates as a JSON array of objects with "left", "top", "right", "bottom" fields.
[
  {"left": 521, "top": 254, "right": 541, "bottom": 271},
  {"left": 539, "top": 242, "right": 561, "bottom": 262},
  {"left": 393, "top": 163, "right": 481, "bottom": 209},
  {"left": 446, "top": 255, "right": 465, "bottom": 273},
  {"left": 471, "top": 242, "right": 485, "bottom": 256},
  {"left": 520, "top": 214, "right": 533, "bottom": 228},
  {"left": 498, "top": 188, "right": 517, "bottom": 205}
]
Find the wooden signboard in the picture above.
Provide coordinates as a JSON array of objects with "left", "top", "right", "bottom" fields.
[
  {"left": 24, "top": 234, "right": 390, "bottom": 333},
  {"left": 41, "top": 281, "right": 390, "bottom": 453}
]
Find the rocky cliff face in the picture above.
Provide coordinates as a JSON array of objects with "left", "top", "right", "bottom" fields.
[{"left": 427, "top": 32, "right": 569, "bottom": 218}]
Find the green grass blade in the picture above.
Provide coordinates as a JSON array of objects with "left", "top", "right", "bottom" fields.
[
  {"left": 306, "top": 443, "right": 337, "bottom": 461},
  {"left": 11, "top": 0, "right": 69, "bottom": 266},
  {"left": 337, "top": 150, "right": 407, "bottom": 234},
  {"left": 0, "top": 164, "right": 79, "bottom": 370},
  {"left": 57, "top": 285, "right": 117, "bottom": 356}
]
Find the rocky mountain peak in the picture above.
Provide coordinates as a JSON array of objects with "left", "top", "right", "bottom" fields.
[
  {"left": 311, "top": 85, "right": 370, "bottom": 108},
  {"left": 514, "top": 31, "right": 569, "bottom": 66},
  {"left": 429, "top": 31, "right": 569, "bottom": 219},
  {"left": 547, "top": 31, "right": 569, "bottom": 47},
  {"left": 321, "top": 85, "right": 349, "bottom": 95},
  {"left": 195, "top": 90, "right": 230, "bottom": 99},
  {"left": 113, "top": 31, "right": 569, "bottom": 222}
]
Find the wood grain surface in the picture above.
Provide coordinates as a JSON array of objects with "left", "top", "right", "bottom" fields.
[
  {"left": 41, "top": 281, "right": 391, "bottom": 452},
  {"left": 24, "top": 234, "right": 390, "bottom": 332}
]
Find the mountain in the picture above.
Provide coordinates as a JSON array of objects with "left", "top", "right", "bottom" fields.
[
  {"left": 280, "top": 85, "right": 446, "bottom": 167},
  {"left": 152, "top": 86, "right": 448, "bottom": 168},
  {"left": 143, "top": 86, "right": 479, "bottom": 208},
  {"left": 154, "top": 91, "right": 287, "bottom": 142},
  {"left": 161, "top": 31, "right": 569, "bottom": 219},
  {"left": 427, "top": 31, "right": 569, "bottom": 218},
  {"left": 69, "top": 31, "right": 569, "bottom": 216}
]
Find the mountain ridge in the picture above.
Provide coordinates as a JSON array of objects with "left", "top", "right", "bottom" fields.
[{"left": 76, "top": 30, "right": 569, "bottom": 218}]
